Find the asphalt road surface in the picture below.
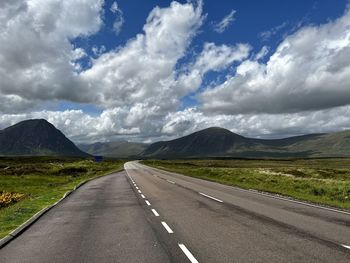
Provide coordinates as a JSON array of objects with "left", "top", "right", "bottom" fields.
[{"left": 1, "top": 161, "right": 350, "bottom": 262}]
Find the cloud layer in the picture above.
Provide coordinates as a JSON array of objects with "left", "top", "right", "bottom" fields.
[
  {"left": 0, "top": 0, "right": 104, "bottom": 112},
  {"left": 213, "top": 9, "right": 236, "bottom": 33},
  {"left": 1, "top": 1, "right": 350, "bottom": 143},
  {"left": 200, "top": 8, "right": 350, "bottom": 114},
  {"left": 110, "top": 1, "right": 124, "bottom": 35}
]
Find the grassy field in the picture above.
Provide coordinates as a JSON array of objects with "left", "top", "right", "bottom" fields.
[
  {"left": 0, "top": 157, "right": 124, "bottom": 239},
  {"left": 143, "top": 159, "right": 350, "bottom": 209}
]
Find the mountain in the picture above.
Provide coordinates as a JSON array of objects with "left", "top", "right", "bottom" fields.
[
  {"left": 4, "top": 119, "right": 348, "bottom": 158},
  {"left": 141, "top": 127, "right": 350, "bottom": 158},
  {"left": 283, "top": 130, "right": 350, "bottom": 157},
  {"left": 0, "top": 119, "right": 89, "bottom": 157},
  {"left": 142, "top": 127, "right": 247, "bottom": 158},
  {"left": 79, "top": 141, "right": 148, "bottom": 158}
]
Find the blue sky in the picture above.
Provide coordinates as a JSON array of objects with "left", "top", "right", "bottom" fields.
[
  {"left": 76, "top": 0, "right": 346, "bottom": 54},
  {"left": 74, "top": 0, "right": 347, "bottom": 63},
  {"left": 1, "top": 0, "right": 350, "bottom": 142},
  {"left": 71, "top": 0, "right": 348, "bottom": 114}
]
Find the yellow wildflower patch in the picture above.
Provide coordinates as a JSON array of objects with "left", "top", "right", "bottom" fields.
[{"left": 0, "top": 192, "right": 25, "bottom": 208}]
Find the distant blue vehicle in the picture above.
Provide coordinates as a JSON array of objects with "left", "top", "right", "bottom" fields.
[{"left": 94, "top": 156, "right": 103, "bottom": 162}]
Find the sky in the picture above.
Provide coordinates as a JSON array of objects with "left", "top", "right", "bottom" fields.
[{"left": 1, "top": 0, "right": 350, "bottom": 143}]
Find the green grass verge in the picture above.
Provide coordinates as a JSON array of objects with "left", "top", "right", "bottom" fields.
[
  {"left": 142, "top": 159, "right": 350, "bottom": 209},
  {"left": 0, "top": 157, "right": 124, "bottom": 239}
]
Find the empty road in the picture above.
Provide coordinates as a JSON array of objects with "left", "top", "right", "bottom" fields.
[{"left": 1, "top": 161, "right": 350, "bottom": 262}]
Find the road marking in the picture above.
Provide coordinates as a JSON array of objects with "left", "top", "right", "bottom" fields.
[
  {"left": 167, "top": 179, "right": 176, "bottom": 184},
  {"left": 138, "top": 190, "right": 142, "bottom": 193},
  {"left": 63, "top": 191, "right": 70, "bottom": 198},
  {"left": 199, "top": 192, "right": 223, "bottom": 203},
  {"left": 9, "top": 208, "right": 47, "bottom": 236},
  {"left": 178, "top": 244, "right": 199, "bottom": 263},
  {"left": 152, "top": 209, "right": 159, "bottom": 217},
  {"left": 136, "top": 186, "right": 139, "bottom": 190},
  {"left": 342, "top": 244, "right": 350, "bottom": 249},
  {"left": 248, "top": 190, "right": 350, "bottom": 216},
  {"left": 141, "top": 194, "right": 145, "bottom": 199},
  {"left": 161, "top": 221, "right": 174, "bottom": 233},
  {"left": 145, "top": 200, "right": 151, "bottom": 206},
  {"left": 134, "top": 161, "right": 350, "bottom": 219}
]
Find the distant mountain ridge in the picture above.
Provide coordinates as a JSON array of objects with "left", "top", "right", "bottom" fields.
[
  {"left": 2, "top": 119, "right": 350, "bottom": 158},
  {"left": 0, "top": 119, "right": 88, "bottom": 157},
  {"left": 78, "top": 141, "right": 148, "bottom": 158},
  {"left": 141, "top": 127, "right": 350, "bottom": 158},
  {"left": 143, "top": 127, "right": 246, "bottom": 158}
]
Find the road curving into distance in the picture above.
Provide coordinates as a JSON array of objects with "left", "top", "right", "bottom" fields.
[{"left": 1, "top": 161, "right": 349, "bottom": 262}]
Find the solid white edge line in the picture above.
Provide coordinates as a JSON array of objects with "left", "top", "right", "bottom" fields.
[
  {"left": 250, "top": 190, "right": 350, "bottom": 216},
  {"left": 341, "top": 244, "right": 350, "bottom": 249},
  {"left": 8, "top": 209, "right": 44, "bottom": 236},
  {"left": 62, "top": 191, "right": 70, "bottom": 199},
  {"left": 178, "top": 244, "right": 199, "bottom": 263},
  {"left": 145, "top": 200, "right": 151, "bottom": 206},
  {"left": 152, "top": 209, "right": 159, "bottom": 217},
  {"left": 141, "top": 194, "right": 146, "bottom": 199},
  {"left": 199, "top": 192, "right": 223, "bottom": 203},
  {"left": 137, "top": 161, "right": 350, "bottom": 216},
  {"left": 161, "top": 221, "right": 174, "bottom": 233},
  {"left": 167, "top": 179, "right": 176, "bottom": 184}
]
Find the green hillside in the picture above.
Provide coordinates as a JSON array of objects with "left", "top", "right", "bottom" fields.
[
  {"left": 79, "top": 141, "right": 148, "bottom": 158},
  {"left": 141, "top": 127, "right": 350, "bottom": 158}
]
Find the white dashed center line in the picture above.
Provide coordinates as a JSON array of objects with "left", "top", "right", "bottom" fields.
[
  {"left": 126, "top": 164, "right": 204, "bottom": 263},
  {"left": 161, "top": 221, "right": 174, "bottom": 233},
  {"left": 342, "top": 244, "right": 350, "bottom": 249},
  {"left": 178, "top": 244, "right": 199, "bottom": 263},
  {"left": 152, "top": 209, "right": 159, "bottom": 217},
  {"left": 199, "top": 192, "right": 223, "bottom": 203}
]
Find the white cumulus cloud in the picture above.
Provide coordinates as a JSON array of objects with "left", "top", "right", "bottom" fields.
[
  {"left": 161, "top": 105, "right": 350, "bottom": 140},
  {"left": 213, "top": 9, "right": 236, "bottom": 33},
  {"left": 110, "top": 1, "right": 124, "bottom": 35},
  {"left": 1, "top": 0, "right": 350, "bottom": 143},
  {"left": 78, "top": 1, "right": 204, "bottom": 136},
  {"left": 200, "top": 7, "right": 350, "bottom": 114},
  {"left": 0, "top": 0, "right": 104, "bottom": 112}
]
